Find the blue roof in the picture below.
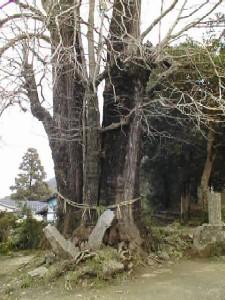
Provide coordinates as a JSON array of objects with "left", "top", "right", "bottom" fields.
[{"left": 0, "top": 199, "right": 48, "bottom": 213}]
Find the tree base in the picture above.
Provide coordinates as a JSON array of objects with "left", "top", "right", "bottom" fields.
[
  {"left": 103, "top": 218, "right": 152, "bottom": 253},
  {"left": 71, "top": 217, "right": 152, "bottom": 254}
]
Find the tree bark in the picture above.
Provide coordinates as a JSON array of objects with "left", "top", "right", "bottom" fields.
[
  {"left": 100, "top": 0, "right": 150, "bottom": 247},
  {"left": 43, "top": 0, "right": 84, "bottom": 235},
  {"left": 82, "top": 86, "right": 100, "bottom": 224},
  {"left": 198, "top": 128, "right": 216, "bottom": 210}
]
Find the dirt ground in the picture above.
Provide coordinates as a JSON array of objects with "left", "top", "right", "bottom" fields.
[{"left": 1, "top": 254, "right": 225, "bottom": 300}]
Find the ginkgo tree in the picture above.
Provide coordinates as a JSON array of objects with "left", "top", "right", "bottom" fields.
[{"left": 0, "top": 0, "right": 223, "bottom": 246}]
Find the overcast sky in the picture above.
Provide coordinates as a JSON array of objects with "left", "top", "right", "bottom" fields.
[
  {"left": 0, "top": 0, "right": 223, "bottom": 198},
  {"left": 0, "top": 106, "right": 55, "bottom": 197}
]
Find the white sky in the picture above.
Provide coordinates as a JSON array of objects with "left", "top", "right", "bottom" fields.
[
  {"left": 0, "top": 106, "right": 55, "bottom": 197},
  {"left": 0, "top": 0, "right": 223, "bottom": 198}
]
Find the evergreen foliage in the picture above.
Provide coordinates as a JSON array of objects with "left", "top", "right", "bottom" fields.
[
  {"left": 10, "top": 148, "right": 51, "bottom": 200},
  {"left": 12, "top": 214, "right": 45, "bottom": 250}
]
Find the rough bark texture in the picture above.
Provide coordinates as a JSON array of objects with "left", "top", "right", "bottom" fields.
[
  {"left": 198, "top": 128, "right": 216, "bottom": 210},
  {"left": 39, "top": 0, "right": 101, "bottom": 233},
  {"left": 45, "top": 1, "right": 84, "bottom": 235},
  {"left": 100, "top": 0, "right": 142, "bottom": 205},
  {"left": 100, "top": 0, "right": 150, "bottom": 246}
]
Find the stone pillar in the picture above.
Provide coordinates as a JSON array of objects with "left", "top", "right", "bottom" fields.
[
  {"left": 43, "top": 225, "right": 79, "bottom": 259},
  {"left": 208, "top": 191, "right": 222, "bottom": 225}
]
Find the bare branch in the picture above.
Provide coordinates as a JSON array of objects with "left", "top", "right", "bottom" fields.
[
  {"left": 0, "top": 13, "right": 43, "bottom": 28},
  {"left": 140, "top": 0, "right": 179, "bottom": 41},
  {"left": 21, "top": 45, "right": 53, "bottom": 132},
  {"left": 0, "top": 33, "right": 50, "bottom": 58},
  {"left": 170, "top": 0, "right": 223, "bottom": 41},
  {"left": 87, "top": 0, "right": 96, "bottom": 80},
  {"left": 16, "top": 0, "right": 45, "bottom": 18}
]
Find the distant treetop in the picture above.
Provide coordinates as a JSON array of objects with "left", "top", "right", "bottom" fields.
[{"left": 10, "top": 147, "right": 51, "bottom": 201}]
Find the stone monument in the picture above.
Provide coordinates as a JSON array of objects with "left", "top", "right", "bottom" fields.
[
  {"left": 208, "top": 191, "right": 222, "bottom": 225},
  {"left": 193, "top": 191, "right": 225, "bottom": 257}
]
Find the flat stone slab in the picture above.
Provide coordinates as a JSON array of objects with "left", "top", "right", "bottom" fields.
[
  {"left": 88, "top": 210, "right": 114, "bottom": 250},
  {"left": 28, "top": 266, "right": 48, "bottom": 278},
  {"left": 43, "top": 225, "right": 79, "bottom": 259}
]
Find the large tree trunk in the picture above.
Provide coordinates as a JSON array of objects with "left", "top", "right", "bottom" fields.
[
  {"left": 28, "top": 0, "right": 151, "bottom": 244},
  {"left": 100, "top": 0, "right": 150, "bottom": 247},
  {"left": 100, "top": 66, "right": 149, "bottom": 247},
  {"left": 198, "top": 128, "right": 216, "bottom": 210},
  {"left": 50, "top": 73, "right": 84, "bottom": 235},
  {"left": 46, "top": 1, "right": 84, "bottom": 235},
  {"left": 47, "top": 0, "right": 101, "bottom": 232}
]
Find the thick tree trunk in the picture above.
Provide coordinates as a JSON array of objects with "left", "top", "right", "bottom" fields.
[
  {"left": 23, "top": 57, "right": 82, "bottom": 236},
  {"left": 100, "top": 0, "right": 142, "bottom": 204},
  {"left": 46, "top": 1, "right": 84, "bottom": 235},
  {"left": 198, "top": 128, "right": 216, "bottom": 210},
  {"left": 99, "top": 0, "right": 151, "bottom": 248},
  {"left": 100, "top": 66, "right": 149, "bottom": 246},
  {"left": 50, "top": 69, "right": 84, "bottom": 235},
  {"left": 30, "top": 0, "right": 151, "bottom": 243},
  {"left": 38, "top": 0, "right": 101, "bottom": 234}
]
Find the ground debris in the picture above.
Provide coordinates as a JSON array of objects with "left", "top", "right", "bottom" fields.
[{"left": 1, "top": 223, "right": 193, "bottom": 298}]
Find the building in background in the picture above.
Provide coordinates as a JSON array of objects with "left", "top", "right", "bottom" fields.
[{"left": 0, "top": 196, "right": 57, "bottom": 222}]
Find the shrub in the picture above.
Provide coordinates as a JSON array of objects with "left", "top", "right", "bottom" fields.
[
  {"left": 0, "top": 212, "right": 17, "bottom": 243},
  {"left": 0, "top": 242, "right": 12, "bottom": 255},
  {"left": 12, "top": 215, "right": 46, "bottom": 250}
]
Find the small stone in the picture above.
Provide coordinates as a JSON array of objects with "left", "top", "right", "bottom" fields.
[{"left": 28, "top": 266, "right": 48, "bottom": 278}]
